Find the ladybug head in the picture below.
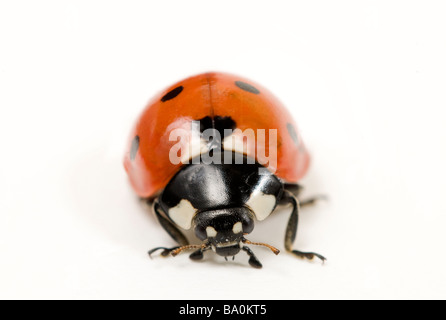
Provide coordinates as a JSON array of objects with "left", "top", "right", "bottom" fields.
[
  {"left": 193, "top": 207, "right": 254, "bottom": 257},
  {"left": 167, "top": 206, "right": 280, "bottom": 266}
]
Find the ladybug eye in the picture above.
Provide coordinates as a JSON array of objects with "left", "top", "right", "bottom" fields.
[
  {"left": 242, "top": 217, "right": 254, "bottom": 234},
  {"left": 194, "top": 225, "right": 207, "bottom": 240}
]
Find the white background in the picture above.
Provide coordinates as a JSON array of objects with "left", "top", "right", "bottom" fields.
[{"left": 1, "top": 1, "right": 445, "bottom": 300}]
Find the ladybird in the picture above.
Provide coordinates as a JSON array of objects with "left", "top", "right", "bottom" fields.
[{"left": 124, "top": 72, "right": 325, "bottom": 268}]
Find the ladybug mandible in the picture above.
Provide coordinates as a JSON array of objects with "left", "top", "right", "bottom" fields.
[{"left": 124, "top": 72, "right": 325, "bottom": 268}]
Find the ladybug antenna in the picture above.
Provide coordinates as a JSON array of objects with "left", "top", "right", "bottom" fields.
[
  {"left": 242, "top": 238, "right": 280, "bottom": 255},
  {"left": 170, "top": 243, "right": 209, "bottom": 257}
]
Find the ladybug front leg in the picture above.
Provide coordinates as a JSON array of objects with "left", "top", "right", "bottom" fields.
[
  {"left": 299, "top": 195, "right": 328, "bottom": 208},
  {"left": 148, "top": 200, "right": 189, "bottom": 258},
  {"left": 280, "top": 190, "right": 327, "bottom": 263}
]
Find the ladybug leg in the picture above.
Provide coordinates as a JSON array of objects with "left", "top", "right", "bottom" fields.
[
  {"left": 140, "top": 195, "right": 158, "bottom": 205},
  {"left": 299, "top": 195, "right": 328, "bottom": 208},
  {"left": 280, "top": 190, "right": 327, "bottom": 263},
  {"left": 148, "top": 200, "right": 189, "bottom": 258},
  {"left": 284, "top": 184, "right": 327, "bottom": 208},
  {"left": 284, "top": 183, "right": 304, "bottom": 197}
]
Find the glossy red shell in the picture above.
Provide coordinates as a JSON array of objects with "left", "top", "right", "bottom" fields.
[{"left": 124, "top": 72, "right": 310, "bottom": 198}]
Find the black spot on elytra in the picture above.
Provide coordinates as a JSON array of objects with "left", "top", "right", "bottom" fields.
[
  {"left": 130, "top": 136, "right": 140, "bottom": 160},
  {"left": 235, "top": 81, "right": 260, "bottom": 94},
  {"left": 161, "top": 86, "right": 183, "bottom": 102},
  {"left": 286, "top": 123, "right": 299, "bottom": 147},
  {"left": 198, "top": 116, "right": 237, "bottom": 139}
]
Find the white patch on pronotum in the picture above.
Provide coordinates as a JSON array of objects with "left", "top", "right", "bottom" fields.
[
  {"left": 168, "top": 121, "right": 210, "bottom": 165},
  {"left": 180, "top": 136, "right": 209, "bottom": 164},
  {"left": 232, "top": 222, "right": 243, "bottom": 234},
  {"left": 222, "top": 129, "right": 255, "bottom": 156},
  {"left": 245, "top": 192, "right": 276, "bottom": 221},
  {"left": 222, "top": 134, "right": 246, "bottom": 155},
  {"left": 168, "top": 199, "right": 197, "bottom": 230},
  {"left": 206, "top": 226, "right": 218, "bottom": 238}
]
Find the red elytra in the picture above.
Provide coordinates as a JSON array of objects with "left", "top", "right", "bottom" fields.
[{"left": 124, "top": 72, "right": 310, "bottom": 198}]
